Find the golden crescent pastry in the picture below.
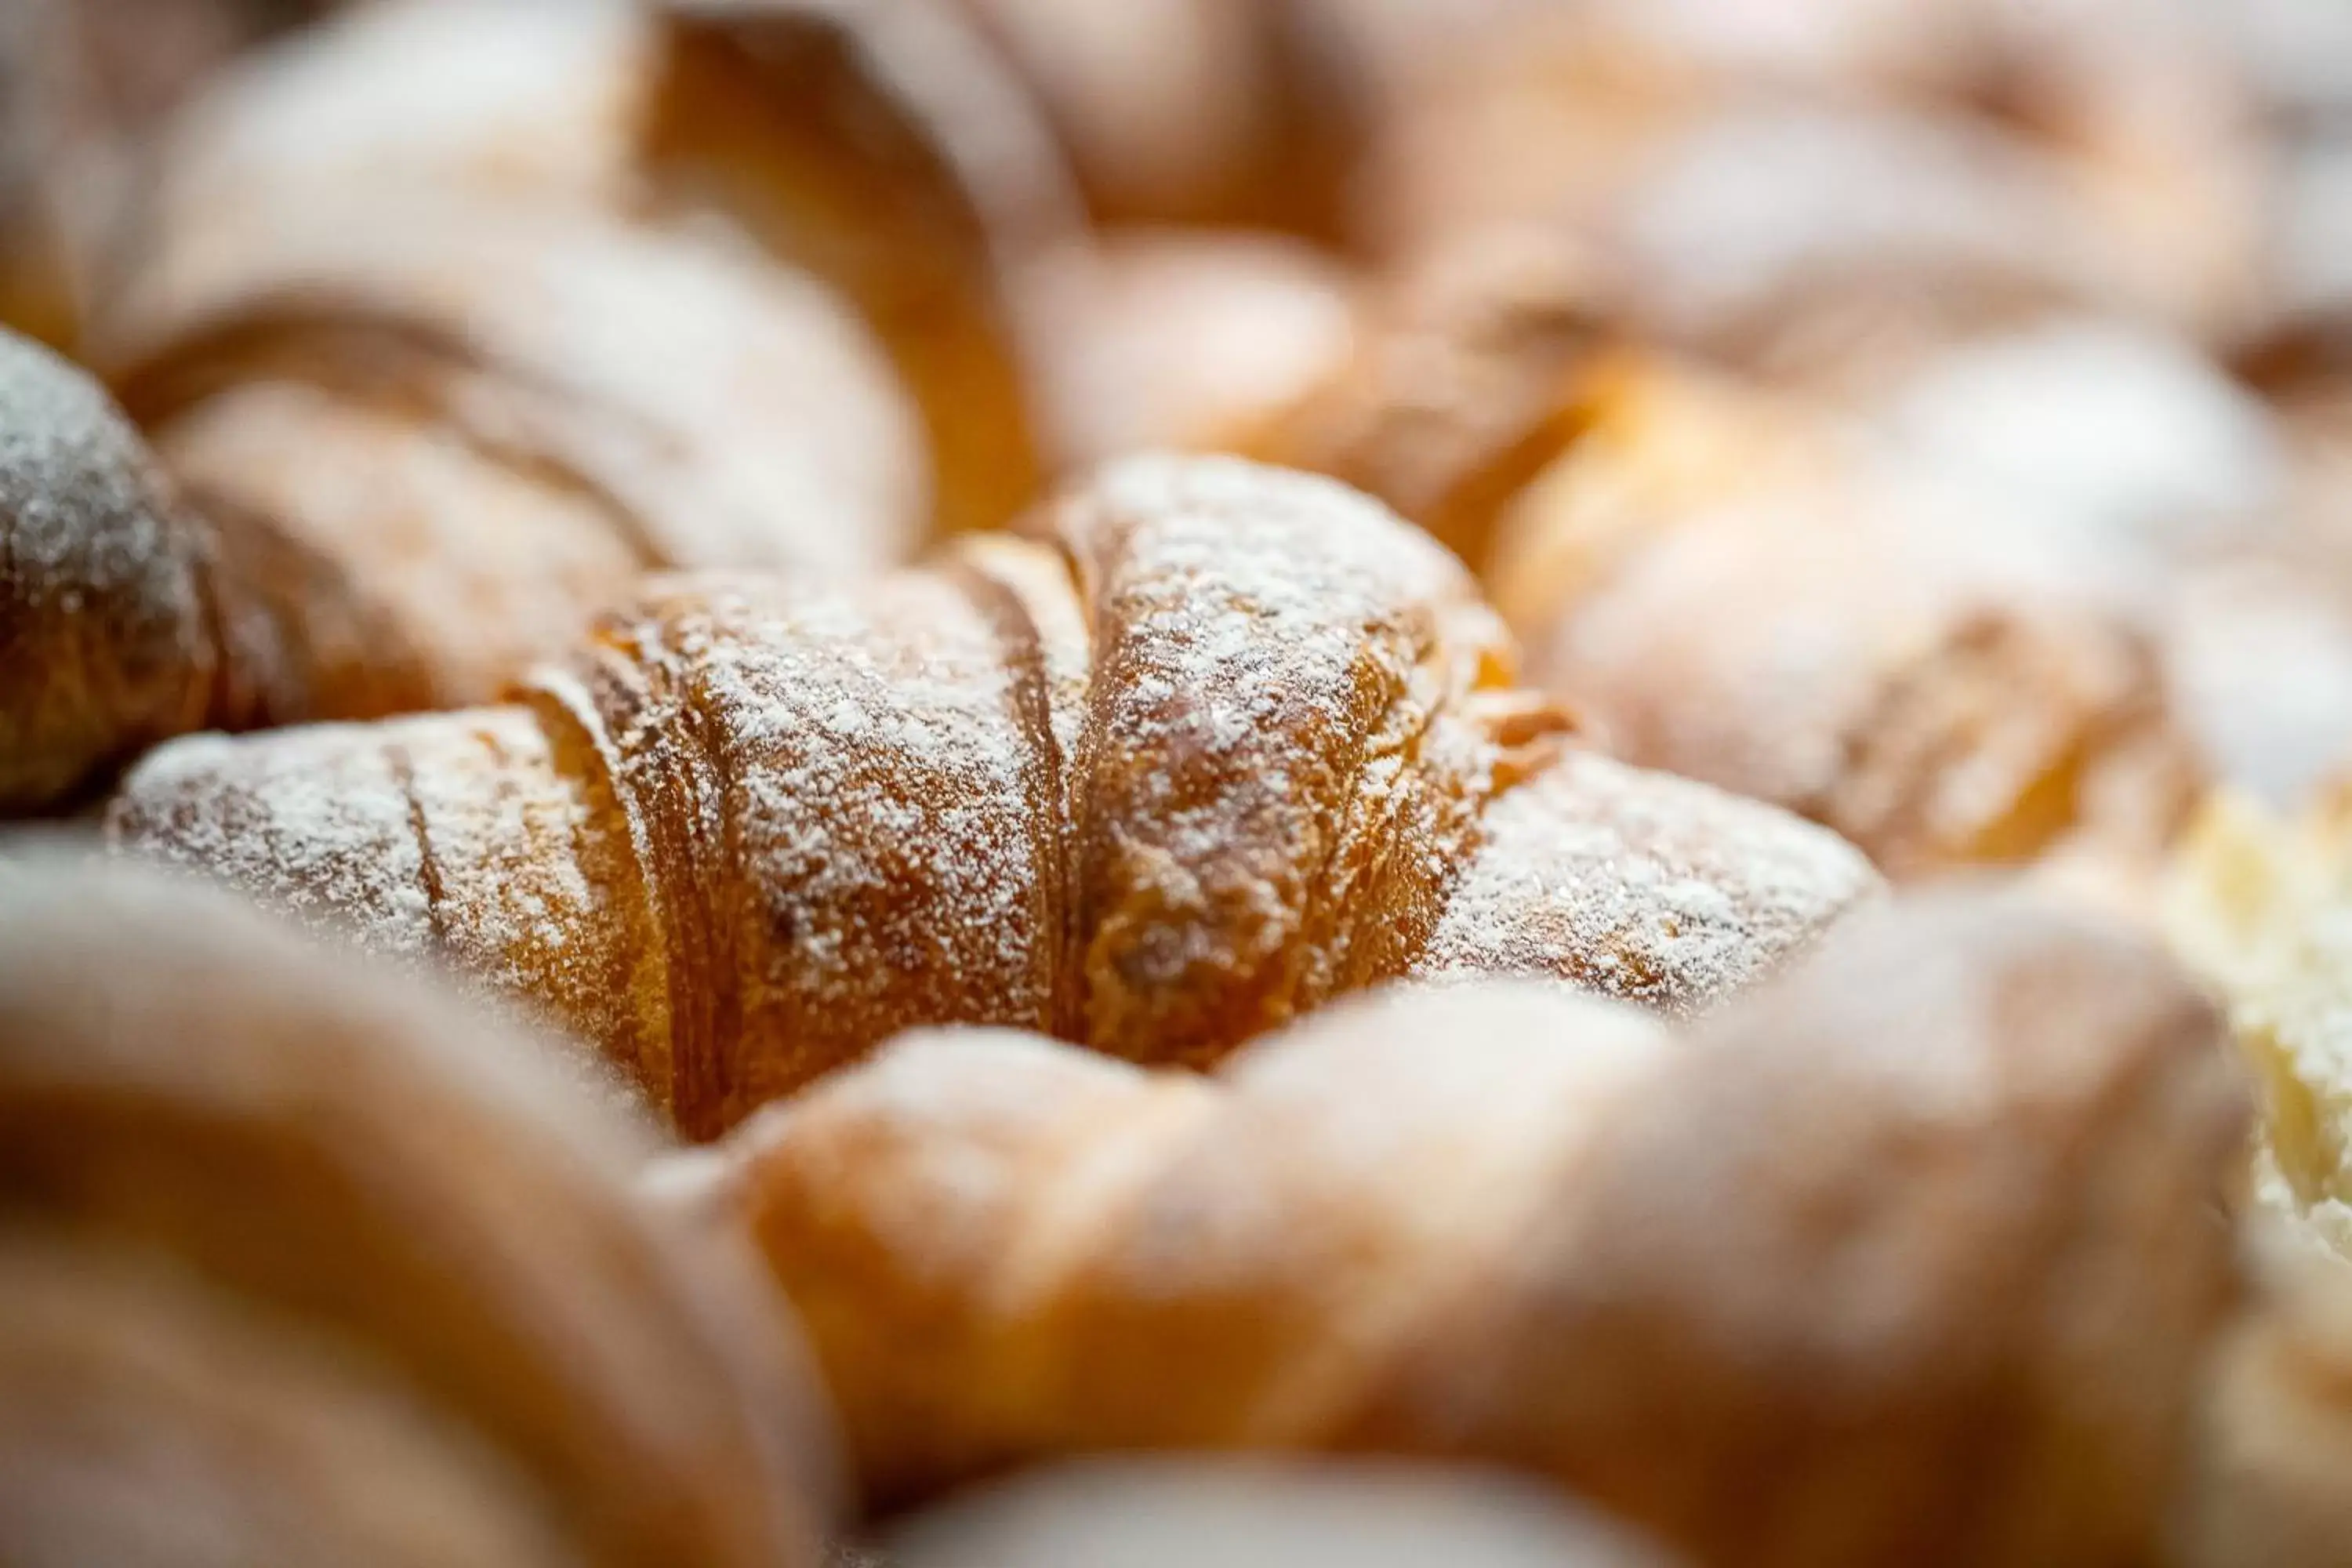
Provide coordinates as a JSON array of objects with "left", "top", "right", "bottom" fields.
[{"left": 107, "top": 456, "right": 1879, "bottom": 1136}]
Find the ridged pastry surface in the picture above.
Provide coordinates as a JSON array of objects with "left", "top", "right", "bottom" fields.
[{"left": 112, "top": 456, "right": 1879, "bottom": 1134}]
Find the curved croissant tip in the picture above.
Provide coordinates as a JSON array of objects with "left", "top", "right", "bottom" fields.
[{"left": 0, "top": 328, "right": 211, "bottom": 814}]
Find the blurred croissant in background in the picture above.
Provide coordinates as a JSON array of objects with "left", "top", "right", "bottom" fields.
[{"left": 0, "top": 851, "right": 839, "bottom": 1566}]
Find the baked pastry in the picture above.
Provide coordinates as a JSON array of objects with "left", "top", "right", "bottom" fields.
[
  {"left": 1350, "top": 0, "right": 2263, "bottom": 354},
  {"left": 2180, "top": 1246, "right": 2352, "bottom": 1568},
  {"left": 0, "top": 0, "right": 339, "bottom": 345},
  {"left": 1037, "top": 228, "right": 1356, "bottom": 465},
  {"left": 108, "top": 456, "right": 1879, "bottom": 1137},
  {"left": 641, "top": 0, "right": 1084, "bottom": 535},
  {"left": 1255, "top": 310, "right": 2201, "bottom": 883},
  {"left": 2165, "top": 791, "right": 2352, "bottom": 1261},
  {"left": 937, "top": 0, "right": 1366, "bottom": 240},
  {"left": 0, "top": 331, "right": 213, "bottom": 813},
  {"left": 1494, "top": 356, "right": 2203, "bottom": 886},
  {"left": 1239, "top": 234, "right": 1616, "bottom": 570},
  {"left": 655, "top": 887, "right": 2244, "bottom": 1566},
  {"left": 0, "top": 851, "right": 837, "bottom": 1568},
  {"left": 139, "top": 0, "right": 1085, "bottom": 538},
  {"left": 0, "top": 187, "right": 919, "bottom": 815},
  {"left": 882, "top": 1461, "right": 1679, "bottom": 1568}
]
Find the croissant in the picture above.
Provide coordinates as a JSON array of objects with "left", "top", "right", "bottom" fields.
[
  {"left": 0, "top": 186, "right": 929, "bottom": 811},
  {"left": 882, "top": 1460, "right": 1679, "bottom": 1568},
  {"left": 0, "top": 0, "right": 339, "bottom": 346},
  {"left": 652, "top": 886, "right": 2245, "bottom": 1566},
  {"left": 931, "top": 0, "right": 1367, "bottom": 241},
  {"left": 644, "top": 0, "right": 1089, "bottom": 535},
  {"left": 107, "top": 456, "right": 1878, "bottom": 1136},
  {"left": 1350, "top": 0, "right": 2262, "bottom": 357},
  {"left": 140, "top": 0, "right": 1083, "bottom": 539},
  {"left": 0, "top": 851, "right": 837, "bottom": 1567},
  {"left": 1253, "top": 276, "right": 2205, "bottom": 884}
]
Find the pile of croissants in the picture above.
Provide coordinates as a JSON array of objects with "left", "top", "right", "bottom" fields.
[{"left": 12, "top": 0, "right": 2352, "bottom": 1563}]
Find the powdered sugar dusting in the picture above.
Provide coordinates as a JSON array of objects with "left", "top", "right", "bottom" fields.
[
  {"left": 107, "top": 721, "right": 445, "bottom": 960},
  {"left": 1417, "top": 747, "right": 1882, "bottom": 1015},
  {"left": 0, "top": 330, "right": 212, "bottom": 808},
  {"left": 1055, "top": 455, "right": 1513, "bottom": 1057},
  {"left": 106, "top": 458, "right": 1875, "bottom": 1131},
  {"left": 572, "top": 568, "right": 1058, "bottom": 1128},
  {"left": 106, "top": 707, "right": 647, "bottom": 1065}
]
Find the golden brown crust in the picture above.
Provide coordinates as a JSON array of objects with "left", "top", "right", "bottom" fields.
[
  {"left": 945, "top": 0, "right": 1370, "bottom": 240},
  {"left": 0, "top": 853, "right": 838, "bottom": 1568},
  {"left": 132, "top": 0, "right": 1087, "bottom": 543},
  {"left": 154, "top": 381, "right": 643, "bottom": 719},
  {"left": 105, "top": 193, "right": 925, "bottom": 575},
  {"left": 0, "top": 192, "right": 927, "bottom": 797},
  {"left": 1504, "top": 375, "right": 2203, "bottom": 880},
  {"left": 1242, "top": 235, "right": 1617, "bottom": 570},
  {"left": 1257, "top": 310, "right": 2205, "bottom": 884},
  {"left": 110, "top": 457, "right": 1878, "bottom": 1132},
  {"left": 644, "top": 0, "right": 1086, "bottom": 536},
  {"left": 554, "top": 563, "right": 1068, "bottom": 1138},
  {"left": 1047, "top": 458, "right": 1529, "bottom": 1061},
  {"left": 1038, "top": 229, "right": 1356, "bottom": 466},
  {"left": 675, "top": 891, "right": 2245, "bottom": 1565},
  {"left": 5, "top": 0, "right": 1070, "bottom": 800}
]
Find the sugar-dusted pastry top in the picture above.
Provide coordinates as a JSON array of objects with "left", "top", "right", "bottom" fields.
[
  {"left": 0, "top": 329, "right": 213, "bottom": 812},
  {"left": 112, "top": 456, "right": 1879, "bottom": 1136}
]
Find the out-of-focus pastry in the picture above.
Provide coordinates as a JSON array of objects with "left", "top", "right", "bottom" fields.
[
  {"left": 1254, "top": 304, "right": 2206, "bottom": 884},
  {"left": 1353, "top": 0, "right": 2265, "bottom": 355},
  {"left": 0, "top": 851, "right": 838, "bottom": 1567},
  {"left": 660, "top": 890, "right": 2244, "bottom": 1564},
  {"left": 1037, "top": 229, "right": 1356, "bottom": 463},
  {"left": 941, "top": 0, "right": 1369, "bottom": 238},
  {"left": 126, "top": 0, "right": 1092, "bottom": 536}
]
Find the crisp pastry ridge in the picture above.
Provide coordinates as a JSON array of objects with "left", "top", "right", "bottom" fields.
[{"left": 110, "top": 455, "right": 1880, "bottom": 1137}]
